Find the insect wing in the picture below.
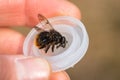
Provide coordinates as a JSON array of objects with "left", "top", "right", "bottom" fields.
[
  {"left": 34, "top": 25, "right": 44, "bottom": 32},
  {"left": 38, "top": 14, "right": 53, "bottom": 31}
]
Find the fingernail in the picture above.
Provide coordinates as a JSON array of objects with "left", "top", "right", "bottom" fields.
[{"left": 15, "top": 57, "right": 51, "bottom": 80}]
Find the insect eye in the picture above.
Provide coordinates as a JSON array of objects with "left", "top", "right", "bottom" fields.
[
  {"left": 39, "top": 35, "right": 50, "bottom": 42},
  {"left": 41, "top": 36, "right": 50, "bottom": 42}
]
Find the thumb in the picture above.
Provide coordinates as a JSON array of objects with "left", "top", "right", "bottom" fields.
[{"left": 0, "top": 55, "right": 51, "bottom": 80}]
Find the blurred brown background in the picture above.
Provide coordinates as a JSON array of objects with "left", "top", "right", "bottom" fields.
[
  {"left": 67, "top": 0, "right": 120, "bottom": 80},
  {"left": 13, "top": 0, "right": 120, "bottom": 80}
]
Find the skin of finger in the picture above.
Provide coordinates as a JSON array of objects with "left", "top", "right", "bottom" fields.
[
  {"left": 0, "top": 0, "right": 81, "bottom": 27},
  {"left": 0, "top": 55, "right": 51, "bottom": 80},
  {"left": 50, "top": 71, "right": 70, "bottom": 80},
  {"left": 0, "top": 28, "right": 24, "bottom": 54}
]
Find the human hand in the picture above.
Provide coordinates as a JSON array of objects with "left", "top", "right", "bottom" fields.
[{"left": 0, "top": 0, "right": 81, "bottom": 80}]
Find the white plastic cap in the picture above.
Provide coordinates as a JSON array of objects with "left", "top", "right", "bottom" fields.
[{"left": 23, "top": 16, "right": 89, "bottom": 72}]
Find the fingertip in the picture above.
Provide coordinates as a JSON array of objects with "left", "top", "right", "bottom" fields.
[
  {"left": 0, "top": 0, "right": 81, "bottom": 27},
  {"left": 50, "top": 71, "right": 70, "bottom": 80},
  {"left": 16, "top": 57, "right": 51, "bottom": 80},
  {"left": 0, "top": 55, "right": 51, "bottom": 80},
  {"left": 26, "top": 0, "right": 81, "bottom": 27}
]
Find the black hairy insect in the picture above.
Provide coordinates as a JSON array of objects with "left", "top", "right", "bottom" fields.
[{"left": 34, "top": 14, "right": 68, "bottom": 53}]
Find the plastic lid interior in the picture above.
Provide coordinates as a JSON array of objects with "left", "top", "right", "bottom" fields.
[{"left": 23, "top": 16, "right": 89, "bottom": 72}]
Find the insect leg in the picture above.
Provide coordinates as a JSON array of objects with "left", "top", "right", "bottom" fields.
[
  {"left": 56, "top": 43, "right": 62, "bottom": 48},
  {"left": 39, "top": 45, "right": 45, "bottom": 49},
  {"left": 61, "top": 36, "right": 68, "bottom": 48},
  {"left": 52, "top": 43, "right": 55, "bottom": 52},
  {"left": 44, "top": 44, "right": 51, "bottom": 53}
]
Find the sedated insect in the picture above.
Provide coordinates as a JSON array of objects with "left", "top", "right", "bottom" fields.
[{"left": 34, "top": 14, "right": 68, "bottom": 53}]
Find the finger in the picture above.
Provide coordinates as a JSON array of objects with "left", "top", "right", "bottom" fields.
[
  {"left": 0, "top": 0, "right": 81, "bottom": 27},
  {"left": 0, "top": 28, "right": 24, "bottom": 54},
  {"left": 0, "top": 29, "right": 70, "bottom": 80},
  {"left": 0, "top": 55, "right": 51, "bottom": 80},
  {"left": 50, "top": 71, "right": 70, "bottom": 80}
]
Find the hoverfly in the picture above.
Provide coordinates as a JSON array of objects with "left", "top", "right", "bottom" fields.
[{"left": 34, "top": 14, "right": 68, "bottom": 53}]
